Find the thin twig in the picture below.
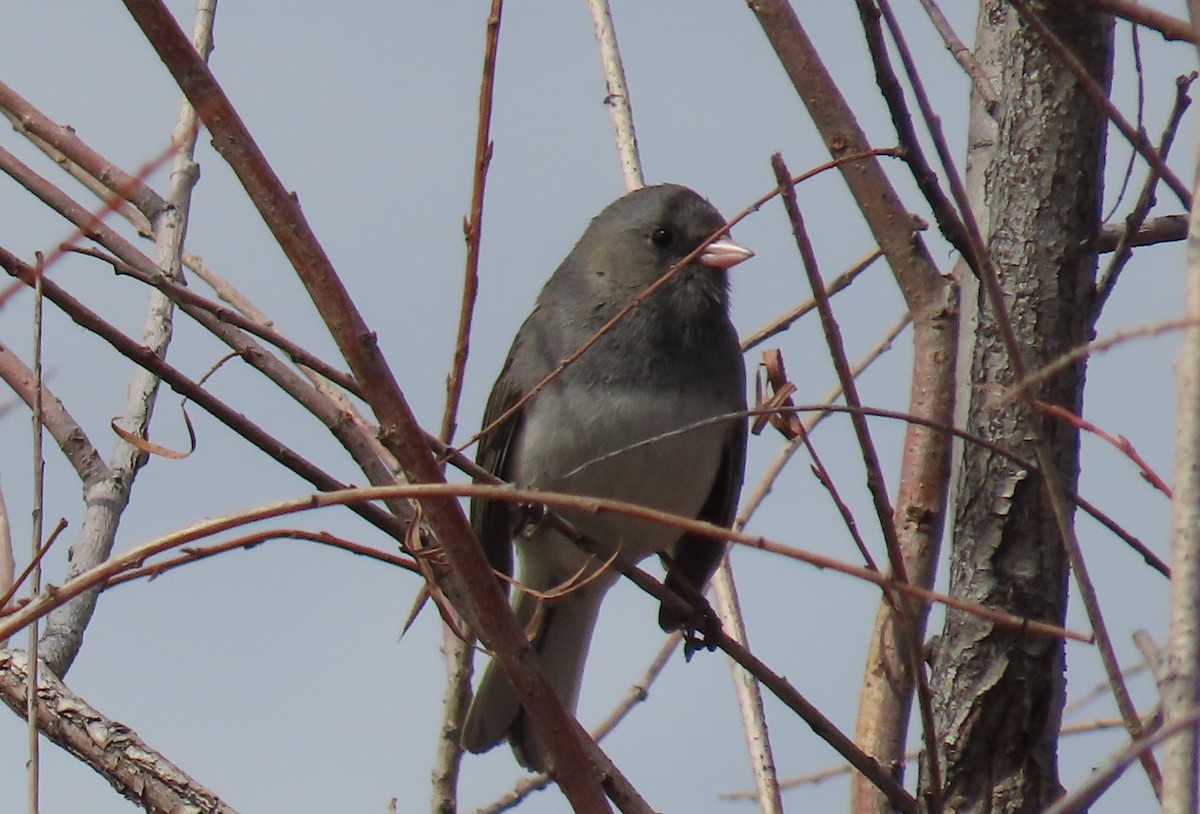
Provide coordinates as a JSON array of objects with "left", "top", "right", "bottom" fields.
[
  {"left": 779, "top": 401, "right": 1165, "bottom": 576},
  {"left": 588, "top": 0, "right": 643, "bottom": 191},
  {"left": 27, "top": 255, "right": 45, "bottom": 814},
  {"left": 0, "top": 483, "right": 1088, "bottom": 649},
  {"left": 1064, "top": 660, "right": 1148, "bottom": 719},
  {"left": 753, "top": 348, "right": 881, "bottom": 570},
  {"left": 1, "top": 141, "right": 414, "bottom": 527},
  {"left": 738, "top": 316, "right": 910, "bottom": 528},
  {"left": 1035, "top": 401, "right": 1171, "bottom": 497},
  {"left": 440, "top": 0, "right": 503, "bottom": 446},
  {"left": 770, "top": 154, "right": 910, "bottom": 592},
  {"left": 740, "top": 247, "right": 883, "bottom": 351},
  {"left": 747, "top": 0, "right": 947, "bottom": 311},
  {"left": 1007, "top": 316, "right": 1200, "bottom": 404},
  {"left": 0, "top": 136, "right": 182, "bottom": 309},
  {"left": 0, "top": 520, "right": 66, "bottom": 617},
  {"left": 0, "top": 246, "right": 412, "bottom": 546},
  {"left": 1095, "top": 73, "right": 1195, "bottom": 314},
  {"left": 0, "top": 476, "right": 12, "bottom": 645},
  {"left": 0, "top": 340, "right": 108, "bottom": 485},
  {"left": 712, "top": 626, "right": 917, "bottom": 813},
  {"left": 772, "top": 106, "right": 946, "bottom": 812},
  {"left": 181, "top": 253, "right": 484, "bottom": 483},
  {"left": 562, "top": 396, "right": 1161, "bottom": 581},
  {"left": 0, "top": 79, "right": 168, "bottom": 222},
  {"left": 860, "top": 0, "right": 972, "bottom": 270},
  {"left": 1159, "top": 77, "right": 1200, "bottom": 810},
  {"left": 74, "top": 246, "right": 362, "bottom": 395},
  {"left": 720, "top": 715, "right": 1140, "bottom": 800},
  {"left": 791, "top": 165, "right": 900, "bottom": 552},
  {"left": 1101, "top": 21, "right": 1146, "bottom": 224},
  {"left": 915, "top": 0, "right": 998, "bottom": 109},
  {"left": 712, "top": 555, "right": 783, "bottom": 814},
  {"left": 101, "top": 528, "right": 417, "bottom": 588},
  {"left": 1041, "top": 709, "right": 1200, "bottom": 814},
  {"left": 1084, "top": 0, "right": 1199, "bottom": 44},
  {"left": 2, "top": 147, "right": 412, "bottom": 532}
]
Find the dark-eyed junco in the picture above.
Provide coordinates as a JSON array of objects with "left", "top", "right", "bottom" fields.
[{"left": 460, "top": 183, "right": 751, "bottom": 769}]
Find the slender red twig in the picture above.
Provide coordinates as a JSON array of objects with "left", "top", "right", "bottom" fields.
[
  {"left": 1095, "top": 72, "right": 1195, "bottom": 314},
  {"left": 1084, "top": 0, "right": 1199, "bottom": 44},
  {"left": 0, "top": 520, "right": 64, "bottom": 615},
  {"left": 103, "top": 528, "right": 417, "bottom": 588},
  {"left": 1035, "top": 400, "right": 1172, "bottom": 497},
  {"left": 0, "top": 135, "right": 188, "bottom": 308},
  {"left": 440, "top": 0, "right": 503, "bottom": 446}
]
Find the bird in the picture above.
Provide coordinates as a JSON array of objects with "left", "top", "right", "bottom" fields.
[{"left": 459, "top": 183, "right": 751, "bottom": 770}]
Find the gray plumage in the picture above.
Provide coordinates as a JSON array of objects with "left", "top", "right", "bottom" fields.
[{"left": 460, "top": 184, "right": 750, "bottom": 770}]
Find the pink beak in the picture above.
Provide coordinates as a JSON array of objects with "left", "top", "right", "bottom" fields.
[{"left": 699, "top": 237, "right": 754, "bottom": 270}]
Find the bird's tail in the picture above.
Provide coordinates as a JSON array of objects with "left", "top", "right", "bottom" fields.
[{"left": 460, "top": 585, "right": 604, "bottom": 770}]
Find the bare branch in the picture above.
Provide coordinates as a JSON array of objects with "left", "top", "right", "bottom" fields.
[
  {"left": 0, "top": 341, "right": 107, "bottom": 485},
  {"left": 747, "top": 0, "right": 947, "bottom": 312},
  {"left": 1159, "top": 107, "right": 1200, "bottom": 813},
  {"left": 1098, "top": 213, "right": 1188, "bottom": 251},
  {"left": 712, "top": 555, "right": 783, "bottom": 813},
  {"left": 1042, "top": 709, "right": 1200, "bottom": 814},
  {"left": 740, "top": 247, "right": 883, "bottom": 352},
  {"left": 588, "top": 0, "right": 643, "bottom": 191},
  {"left": 1085, "top": 0, "right": 1199, "bottom": 44},
  {"left": 0, "top": 650, "right": 241, "bottom": 814},
  {"left": 120, "top": 6, "right": 616, "bottom": 805},
  {"left": 0, "top": 478, "right": 11, "bottom": 647},
  {"left": 0, "top": 80, "right": 168, "bottom": 223},
  {"left": 440, "top": 0, "right": 503, "bottom": 447},
  {"left": 915, "top": 0, "right": 998, "bottom": 108},
  {"left": 1095, "top": 74, "right": 1195, "bottom": 313},
  {"left": 0, "top": 247, "right": 411, "bottom": 545}
]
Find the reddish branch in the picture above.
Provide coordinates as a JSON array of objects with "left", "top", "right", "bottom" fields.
[
  {"left": 1095, "top": 74, "right": 1195, "bottom": 313},
  {"left": 1035, "top": 401, "right": 1172, "bottom": 497},
  {"left": 441, "top": 0, "right": 502, "bottom": 445},
  {"left": 119, "top": 3, "right": 615, "bottom": 809},
  {"left": 774, "top": 152, "right": 946, "bottom": 809},
  {"left": 0, "top": 247, "right": 410, "bottom": 546},
  {"left": 1085, "top": 0, "right": 1199, "bottom": 44},
  {"left": 747, "top": 6, "right": 958, "bottom": 810},
  {"left": 0, "top": 79, "right": 168, "bottom": 221}
]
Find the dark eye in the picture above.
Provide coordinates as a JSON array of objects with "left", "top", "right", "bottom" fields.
[{"left": 650, "top": 227, "right": 674, "bottom": 248}]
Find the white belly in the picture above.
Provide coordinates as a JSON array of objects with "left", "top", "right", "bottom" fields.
[{"left": 512, "top": 387, "right": 730, "bottom": 588}]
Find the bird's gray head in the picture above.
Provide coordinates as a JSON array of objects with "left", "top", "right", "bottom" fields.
[{"left": 547, "top": 184, "right": 752, "bottom": 312}]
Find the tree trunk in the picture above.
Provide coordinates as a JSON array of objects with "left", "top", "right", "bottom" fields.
[{"left": 923, "top": 3, "right": 1113, "bottom": 812}]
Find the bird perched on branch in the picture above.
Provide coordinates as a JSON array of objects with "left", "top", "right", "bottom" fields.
[{"left": 460, "top": 183, "right": 751, "bottom": 770}]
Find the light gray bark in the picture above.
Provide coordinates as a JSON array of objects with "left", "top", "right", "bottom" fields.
[{"left": 924, "top": 3, "right": 1113, "bottom": 812}]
